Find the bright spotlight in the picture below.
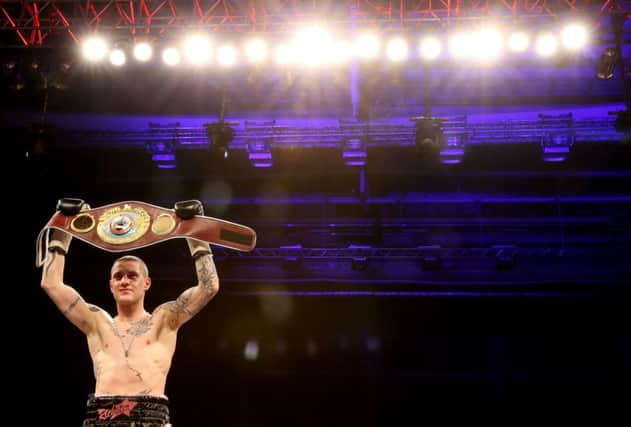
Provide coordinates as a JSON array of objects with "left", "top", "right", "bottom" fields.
[
  {"left": 508, "top": 32, "right": 530, "bottom": 53},
  {"left": 183, "top": 34, "right": 212, "bottom": 65},
  {"left": 217, "top": 45, "right": 237, "bottom": 67},
  {"left": 420, "top": 37, "right": 441, "bottom": 61},
  {"left": 294, "top": 27, "right": 331, "bottom": 66},
  {"left": 109, "top": 49, "right": 126, "bottom": 66},
  {"left": 355, "top": 33, "right": 380, "bottom": 60},
  {"left": 245, "top": 38, "right": 267, "bottom": 63},
  {"left": 386, "top": 37, "right": 408, "bottom": 62},
  {"left": 81, "top": 36, "right": 108, "bottom": 62},
  {"left": 561, "top": 23, "right": 588, "bottom": 50},
  {"left": 162, "top": 47, "right": 181, "bottom": 66},
  {"left": 449, "top": 32, "right": 471, "bottom": 59},
  {"left": 472, "top": 28, "right": 502, "bottom": 61},
  {"left": 133, "top": 42, "right": 153, "bottom": 62},
  {"left": 535, "top": 33, "right": 558, "bottom": 57}
]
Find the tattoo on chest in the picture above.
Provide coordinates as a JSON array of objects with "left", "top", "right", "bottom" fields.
[{"left": 127, "top": 317, "right": 152, "bottom": 336}]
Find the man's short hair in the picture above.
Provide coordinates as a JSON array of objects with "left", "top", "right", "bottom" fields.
[{"left": 111, "top": 255, "right": 149, "bottom": 278}]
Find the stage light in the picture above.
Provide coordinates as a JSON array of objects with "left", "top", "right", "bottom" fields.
[
  {"left": 183, "top": 34, "right": 212, "bottom": 65},
  {"left": 161, "top": 47, "right": 181, "bottom": 66},
  {"left": 281, "top": 244, "right": 303, "bottom": 270},
  {"left": 48, "top": 60, "right": 73, "bottom": 90},
  {"left": 419, "top": 37, "right": 441, "bottom": 61},
  {"left": 386, "top": 37, "right": 408, "bottom": 62},
  {"left": 412, "top": 117, "right": 444, "bottom": 157},
  {"left": 342, "top": 138, "right": 367, "bottom": 167},
  {"left": 560, "top": 23, "right": 588, "bottom": 51},
  {"left": 508, "top": 32, "right": 529, "bottom": 53},
  {"left": 440, "top": 136, "right": 466, "bottom": 164},
  {"left": 146, "top": 140, "right": 176, "bottom": 169},
  {"left": 596, "top": 47, "right": 617, "bottom": 80},
  {"left": 494, "top": 245, "right": 517, "bottom": 270},
  {"left": 538, "top": 113, "right": 574, "bottom": 162},
  {"left": 535, "top": 33, "right": 558, "bottom": 57},
  {"left": 247, "top": 139, "right": 273, "bottom": 168},
  {"left": 471, "top": 28, "right": 503, "bottom": 62},
  {"left": 355, "top": 33, "right": 380, "bottom": 60},
  {"left": 245, "top": 38, "right": 267, "bottom": 63},
  {"left": 109, "top": 49, "right": 126, "bottom": 67},
  {"left": 205, "top": 123, "right": 234, "bottom": 159},
  {"left": 81, "top": 36, "right": 108, "bottom": 62},
  {"left": 133, "top": 42, "right": 153, "bottom": 62},
  {"left": 217, "top": 45, "right": 237, "bottom": 67},
  {"left": 294, "top": 27, "right": 331, "bottom": 67},
  {"left": 348, "top": 244, "right": 371, "bottom": 270}
]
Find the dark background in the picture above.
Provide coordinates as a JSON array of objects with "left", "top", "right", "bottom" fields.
[{"left": 3, "top": 8, "right": 631, "bottom": 425}]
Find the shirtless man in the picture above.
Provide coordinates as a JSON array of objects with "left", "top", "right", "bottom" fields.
[{"left": 40, "top": 228, "right": 219, "bottom": 426}]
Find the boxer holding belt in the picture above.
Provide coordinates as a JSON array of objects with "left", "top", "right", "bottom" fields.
[{"left": 37, "top": 199, "right": 255, "bottom": 426}]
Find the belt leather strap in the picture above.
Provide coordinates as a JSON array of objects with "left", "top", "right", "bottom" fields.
[{"left": 36, "top": 200, "right": 256, "bottom": 267}]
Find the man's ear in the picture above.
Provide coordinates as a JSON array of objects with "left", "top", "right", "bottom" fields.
[{"left": 144, "top": 277, "right": 152, "bottom": 291}]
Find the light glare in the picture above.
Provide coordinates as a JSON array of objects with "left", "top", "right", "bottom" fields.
[
  {"left": 561, "top": 24, "right": 588, "bottom": 50},
  {"left": 420, "top": 37, "right": 441, "bottom": 60}
]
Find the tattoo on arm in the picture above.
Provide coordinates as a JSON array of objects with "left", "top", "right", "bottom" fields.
[
  {"left": 173, "top": 289, "right": 200, "bottom": 317},
  {"left": 89, "top": 305, "right": 100, "bottom": 312},
  {"left": 196, "top": 254, "right": 217, "bottom": 294},
  {"left": 62, "top": 295, "right": 81, "bottom": 316},
  {"left": 152, "top": 254, "right": 218, "bottom": 324}
]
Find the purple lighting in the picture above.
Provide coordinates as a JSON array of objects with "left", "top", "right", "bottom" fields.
[
  {"left": 542, "top": 145, "right": 571, "bottom": 162},
  {"left": 248, "top": 139, "right": 273, "bottom": 168},
  {"left": 146, "top": 140, "right": 177, "bottom": 169},
  {"left": 343, "top": 138, "right": 367, "bottom": 167}
]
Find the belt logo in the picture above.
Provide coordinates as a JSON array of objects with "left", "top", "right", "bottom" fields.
[
  {"left": 97, "top": 204, "right": 151, "bottom": 245},
  {"left": 97, "top": 399, "right": 138, "bottom": 420}
]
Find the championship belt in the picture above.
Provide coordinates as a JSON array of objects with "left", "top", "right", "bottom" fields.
[{"left": 36, "top": 199, "right": 256, "bottom": 267}]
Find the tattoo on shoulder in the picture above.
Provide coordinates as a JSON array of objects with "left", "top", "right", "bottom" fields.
[{"left": 89, "top": 305, "right": 100, "bottom": 312}]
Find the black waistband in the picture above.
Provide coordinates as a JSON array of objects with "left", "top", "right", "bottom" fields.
[{"left": 83, "top": 394, "right": 170, "bottom": 426}]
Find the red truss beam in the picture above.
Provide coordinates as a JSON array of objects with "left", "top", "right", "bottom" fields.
[{"left": 0, "top": 0, "right": 628, "bottom": 47}]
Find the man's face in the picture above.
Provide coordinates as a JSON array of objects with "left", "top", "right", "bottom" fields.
[{"left": 109, "top": 260, "right": 150, "bottom": 304}]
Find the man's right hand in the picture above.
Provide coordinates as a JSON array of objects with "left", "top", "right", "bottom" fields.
[{"left": 48, "top": 228, "right": 72, "bottom": 255}]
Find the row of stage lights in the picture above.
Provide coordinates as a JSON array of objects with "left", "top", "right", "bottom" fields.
[{"left": 81, "top": 23, "right": 590, "bottom": 68}]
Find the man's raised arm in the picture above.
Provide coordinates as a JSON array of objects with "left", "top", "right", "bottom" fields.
[
  {"left": 155, "top": 239, "right": 219, "bottom": 330},
  {"left": 40, "top": 229, "right": 99, "bottom": 334}
]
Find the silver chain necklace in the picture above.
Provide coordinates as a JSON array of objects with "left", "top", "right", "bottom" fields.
[
  {"left": 111, "top": 314, "right": 152, "bottom": 386},
  {"left": 112, "top": 314, "right": 151, "bottom": 358}
]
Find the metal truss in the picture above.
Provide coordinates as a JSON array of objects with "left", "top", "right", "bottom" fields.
[
  {"left": 1, "top": 0, "right": 629, "bottom": 48},
  {"left": 47, "top": 114, "right": 621, "bottom": 149},
  {"left": 209, "top": 245, "right": 627, "bottom": 259}
]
